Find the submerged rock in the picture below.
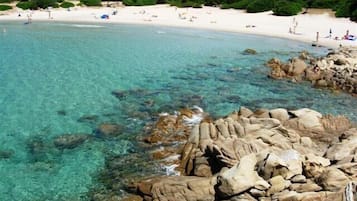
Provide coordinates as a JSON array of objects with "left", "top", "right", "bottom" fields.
[
  {"left": 56, "top": 110, "right": 67, "bottom": 116},
  {"left": 53, "top": 134, "right": 89, "bottom": 149},
  {"left": 77, "top": 115, "right": 99, "bottom": 123},
  {"left": 242, "top": 48, "right": 258, "bottom": 55},
  {"left": 95, "top": 123, "right": 123, "bottom": 137},
  {"left": 0, "top": 150, "right": 14, "bottom": 159}
]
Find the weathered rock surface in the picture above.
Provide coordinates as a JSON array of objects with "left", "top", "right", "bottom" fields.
[
  {"left": 137, "top": 176, "right": 215, "bottom": 201},
  {"left": 133, "top": 106, "right": 357, "bottom": 201},
  {"left": 266, "top": 47, "right": 357, "bottom": 96}
]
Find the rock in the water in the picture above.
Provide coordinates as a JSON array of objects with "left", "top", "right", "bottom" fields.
[
  {"left": 53, "top": 134, "right": 89, "bottom": 149},
  {"left": 243, "top": 48, "right": 257, "bottom": 55},
  {"left": 266, "top": 47, "right": 357, "bottom": 96},
  {"left": 0, "top": 150, "right": 14, "bottom": 159},
  {"left": 290, "top": 57, "right": 307, "bottom": 76},
  {"left": 95, "top": 123, "right": 123, "bottom": 137}
]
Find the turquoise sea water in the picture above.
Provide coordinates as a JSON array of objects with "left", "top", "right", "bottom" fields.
[{"left": 0, "top": 21, "right": 356, "bottom": 200}]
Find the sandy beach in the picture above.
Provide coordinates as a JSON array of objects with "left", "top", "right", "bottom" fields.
[{"left": 0, "top": 4, "right": 356, "bottom": 48}]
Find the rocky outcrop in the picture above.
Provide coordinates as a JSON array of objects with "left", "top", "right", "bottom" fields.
[
  {"left": 133, "top": 106, "right": 357, "bottom": 201},
  {"left": 266, "top": 47, "right": 357, "bottom": 96}
]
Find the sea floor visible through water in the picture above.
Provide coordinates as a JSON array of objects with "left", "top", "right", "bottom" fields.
[{"left": 0, "top": 21, "right": 356, "bottom": 200}]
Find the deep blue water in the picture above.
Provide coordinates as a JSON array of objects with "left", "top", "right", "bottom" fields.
[{"left": 0, "top": 21, "right": 356, "bottom": 200}]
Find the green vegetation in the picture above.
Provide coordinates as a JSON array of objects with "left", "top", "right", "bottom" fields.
[
  {"left": 335, "top": 0, "right": 357, "bottom": 21},
  {"left": 16, "top": 1, "right": 36, "bottom": 9},
  {"left": 246, "top": 0, "right": 273, "bottom": 13},
  {"left": 0, "top": 0, "right": 13, "bottom": 3},
  {"left": 169, "top": 0, "right": 202, "bottom": 8},
  {"left": 272, "top": 0, "right": 302, "bottom": 16},
  {"left": 60, "top": 1, "right": 74, "bottom": 7},
  {"left": 9, "top": 0, "right": 357, "bottom": 22},
  {"left": 221, "top": 0, "right": 249, "bottom": 9},
  {"left": 80, "top": 0, "right": 101, "bottom": 6},
  {"left": 0, "top": 4, "right": 12, "bottom": 11},
  {"left": 123, "top": 0, "right": 157, "bottom": 6},
  {"left": 16, "top": 0, "right": 58, "bottom": 9}
]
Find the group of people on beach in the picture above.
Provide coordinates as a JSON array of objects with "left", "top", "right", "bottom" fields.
[{"left": 315, "top": 29, "right": 355, "bottom": 44}]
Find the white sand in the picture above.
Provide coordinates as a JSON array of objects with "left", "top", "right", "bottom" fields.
[{"left": 1, "top": 4, "right": 356, "bottom": 48}]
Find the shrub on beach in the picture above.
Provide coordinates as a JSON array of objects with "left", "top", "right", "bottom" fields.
[
  {"left": 335, "top": 0, "right": 357, "bottom": 22},
  {"left": 16, "top": 1, "right": 36, "bottom": 9},
  {"left": 123, "top": 0, "right": 157, "bottom": 6},
  {"left": 0, "top": 0, "right": 13, "bottom": 3},
  {"left": 80, "top": 0, "right": 101, "bottom": 6},
  {"left": 169, "top": 0, "right": 202, "bottom": 8},
  {"left": 246, "top": 0, "right": 273, "bottom": 13},
  {"left": 221, "top": 0, "right": 249, "bottom": 9},
  {"left": 60, "top": 1, "right": 74, "bottom": 8},
  {"left": 308, "top": 0, "right": 339, "bottom": 9},
  {"left": 272, "top": 0, "right": 302, "bottom": 16},
  {"left": 0, "top": 4, "right": 12, "bottom": 10},
  {"left": 33, "top": 0, "right": 58, "bottom": 8}
]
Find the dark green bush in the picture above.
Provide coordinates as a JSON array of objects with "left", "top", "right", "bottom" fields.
[
  {"left": 60, "top": 1, "right": 74, "bottom": 8},
  {"left": 32, "top": 0, "right": 57, "bottom": 8},
  {"left": 272, "top": 0, "right": 302, "bottom": 16},
  {"left": 123, "top": 0, "right": 156, "bottom": 6},
  {"left": 246, "top": 0, "right": 273, "bottom": 13},
  {"left": 0, "top": 4, "right": 12, "bottom": 10},
  {"left": 335, "top": 0, "right": 357, "bottom": 22},
  {"left": 169, "top": 0, "right": 202, "bottom": 8},
  {"left": 351, "top": 9, "right": 357, "bottom": 21},
  {"left": 203, "top": 0, "right": 220, "bottom": 6},
  {"left": 221, "top": 0, "right": 249, "bottom": 9},
  {"left": 80, "top": 0, "right": 101, "bottom": 6},
  {"left": 0, "top": 0, "right": 13, "bottom": 3},
  {"left": 16, "top": 1, "right": 36, "bottom": 9},
  {"left": 335, "top": 4, "right": 349, "bottom": 17},
  {"left": 182, "top": 1, "right": 201, "bottom": 7},
  {"left": 309, "top": 0, "right": 339, "bottom": 8}
]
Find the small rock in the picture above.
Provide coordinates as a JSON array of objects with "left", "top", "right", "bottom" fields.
[
  {"left": 53, "top": 134, "right": 89, "bottom": 149},
  {"left": 243, "top": 48, "right": 257, "bottom": 55},
  {"left": 95, "top": 123, "right": 123, "bottom": 137},
  {"left": 56, "top": 110, "right": 67, "bottom": 116},
  {"left": 77, "top": 115, "right": 99, "bottom": 123},
  {"left": 291, "top": 174, "right": 306, "bottom": 183},
  {"left": 0, "top": 150, "right": 14, "bottom": 159}
]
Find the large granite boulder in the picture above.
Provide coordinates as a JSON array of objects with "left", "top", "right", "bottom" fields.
[{"left": 216, "top": 154, "right": 269, "bottom": 198}]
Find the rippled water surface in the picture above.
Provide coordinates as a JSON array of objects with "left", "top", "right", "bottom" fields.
[{"left": 0, "top": 22, "right": 356, "bottom": 200}]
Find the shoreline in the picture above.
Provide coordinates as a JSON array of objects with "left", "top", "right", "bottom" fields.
[{"left": 1, "top": 5, "right": 356, "bottom": 48}]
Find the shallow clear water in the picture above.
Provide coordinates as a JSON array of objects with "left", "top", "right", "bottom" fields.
[{"left": 0, "top": 21, "right": 356, "bottom": 200}]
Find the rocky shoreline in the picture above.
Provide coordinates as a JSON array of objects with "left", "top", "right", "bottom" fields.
[
  {"left": 123, "top": 105, "right": 357, "bottom": 201},
  {"left": 266, "top": 47, "right": 357, "bottom": 96}
]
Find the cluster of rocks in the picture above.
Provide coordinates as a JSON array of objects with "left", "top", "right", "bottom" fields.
[
  {"left": 130, "top": 106, "right": 357, "bottom": 201},
  {"left": 266, "top": 47, "right": 357, "bottom": 96}
]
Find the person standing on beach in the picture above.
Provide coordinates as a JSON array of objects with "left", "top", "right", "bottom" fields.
[
  {"left": 316, "top": 32, "right": 319, "bottom": 42},
  {"left": 329, "top": 28, "right": 332, "bottom": 38}
]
